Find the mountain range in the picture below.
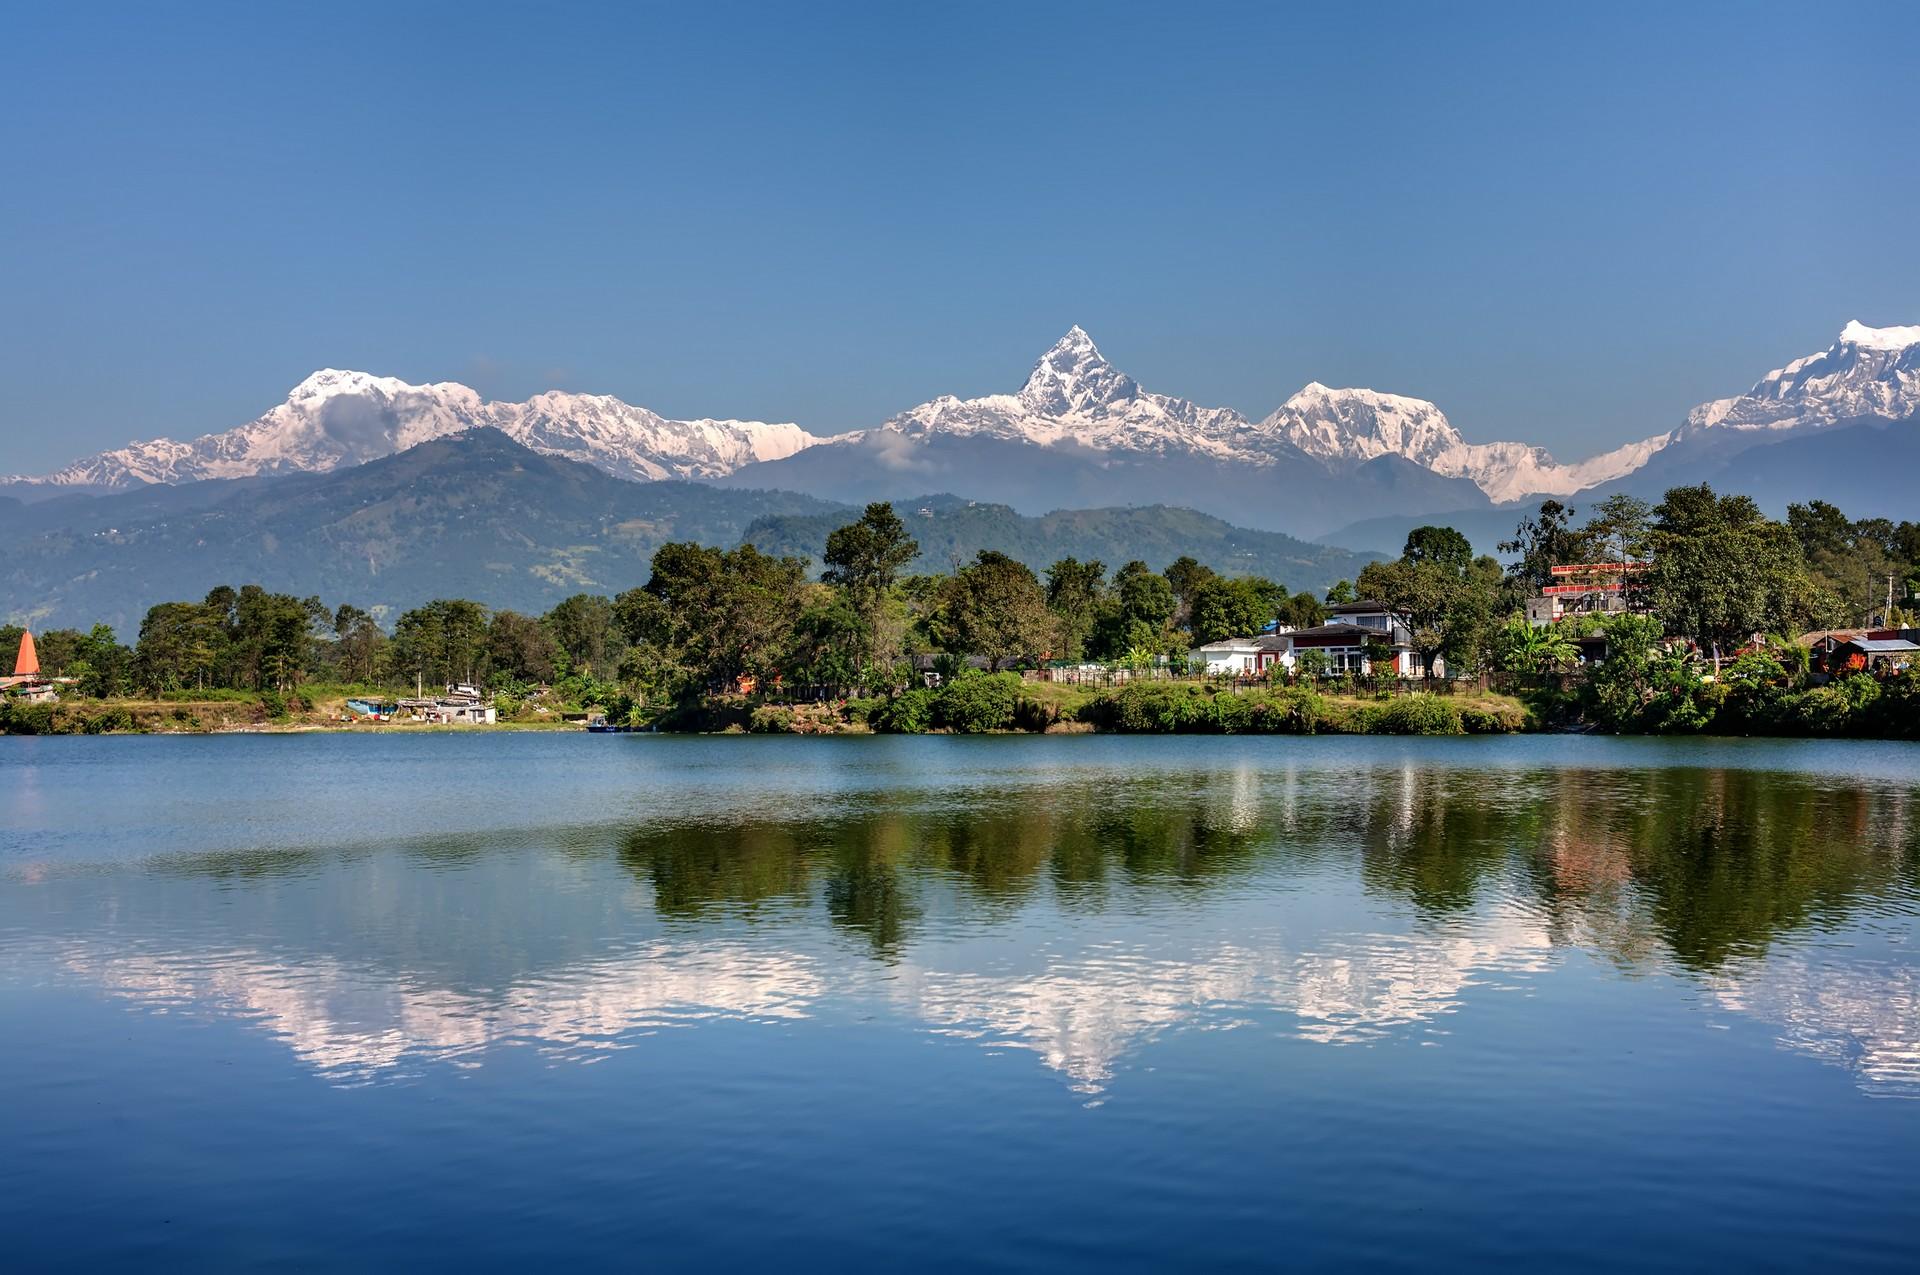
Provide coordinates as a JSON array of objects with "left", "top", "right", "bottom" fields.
[
  {"left": 13, "top": 321, "right": 1914, "bottom": 529},
  {"left": 2, "top": 318, "right": 1914, "bottom": 622},
  {"left": 0, "top": 431, "right": 1373, "bottom": 632},
  {"left": 15, "top": 368, "right": 824, "bottom": 489}
]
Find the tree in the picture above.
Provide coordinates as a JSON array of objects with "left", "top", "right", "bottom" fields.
[
  {"left": 68, "top": 624, "right": 133, "bottom": 698},
  {"left": 1357, "top": 527, "right": 1500, "bottom": 678},
  {"left": 1325, "top": 579, "right": 1356, "bottom": 605},
  {"left": 1277, "top": 591, "right": 1327, "bottom": 630},
  {"left": 1649, "top": 485, "right": 1819, "bottom": 665},
  {"left": 785, "top": 591, "right": 864, "bottom": 688},
  {"left": 639, "top": 542, "right": 810, "bottom": 692},
  {"left": 391, "top": 598, "right": 491, "bottom": 688},
  {"left": 135, "top": 601, "right": 224, "bottom": 692},
  {"left": 1087, "top": 560, "right": 1177, "bottom": 659},
  {"left": 332, "top": 604, "right": 385, "bottom": 684},
  {"left": 821, "top": 502, "right": 920, "bottom": 678},
  {"left": 488, "top": 610, "right": 559, "bottom": 684},
  {"left": 1499, "top": 499, "right": 1584, "bottom": 591},
  {"left": 1584, "top": 493, "right": 1653, "bottom": 567},
  {"left": 1187, "top": 575, "right": 1286, "bottom": 645},
  {"left": 1163, "top": 556, "right": 1215, "bottom": 625},
  {"left": 1044, "top": 558, "right": 1106, "bottom": 661},
  {"left": 543, "top": 594, "right": 622, "bottom": 678},
  {"left": 938, "top": 551, "right": 1053, "bottom": 671},
  {"left": 1405, "top": 525, "right": 1475, "bottom": 574},
  {"left": 1789, "top": 499, "right": 1904, "bottom": 627}
]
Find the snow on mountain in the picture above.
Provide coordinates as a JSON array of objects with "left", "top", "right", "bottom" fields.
[
  {"left": 1257, "top": 383, "right": 1670, "bottom": 503},
  {"left": 880, "top": 326, "right": 1254, "bottom": 459},
  {"left": 1681, "top": 320, "right": 1920, "bottom": 436},
  {"left": 15, "top": 370, "right": 823, "bottom": 489},
  {"left": 17, "top": 319, "right": 1915, "bottom": 503}
]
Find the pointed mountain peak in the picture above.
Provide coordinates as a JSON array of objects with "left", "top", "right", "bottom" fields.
[
  {"left": 1052, "top": 324, "right": 1097, "bottom": 352},
  {"left": 1019, "top": 325, "right": 1137, "bottom": 415}
]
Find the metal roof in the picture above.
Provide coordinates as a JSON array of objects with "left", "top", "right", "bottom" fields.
[{"left": 1847, "top": 639, "right": 1920, "bottom": 653}]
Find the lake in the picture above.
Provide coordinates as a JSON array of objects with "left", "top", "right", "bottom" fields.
[{"left": 2, "top": 734, "right": 1917, "bottom": 1270}]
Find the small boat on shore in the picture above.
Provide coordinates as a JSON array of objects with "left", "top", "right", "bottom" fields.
[{"left": 585, "top": 716, "right": 635, "bottom": 733}]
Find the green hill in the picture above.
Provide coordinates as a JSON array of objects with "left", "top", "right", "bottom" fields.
[{"left": 744, "top": 495, "right": 1377, "bottom": 592}]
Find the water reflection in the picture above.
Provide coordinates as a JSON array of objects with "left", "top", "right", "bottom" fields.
[
  {"left": 10, "top": 756, "right": 1918, "bottom": 1095},
  {"left": 58, "top": 939, "right": 826, "bottom": 1084}
]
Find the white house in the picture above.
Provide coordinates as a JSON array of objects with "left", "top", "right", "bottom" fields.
[
  {"left": 1194, "top": 636, "right": 1264, "bottom": 674},
  {"left": 1286, "top": 601, "right": 1440, "bottom": 678}
]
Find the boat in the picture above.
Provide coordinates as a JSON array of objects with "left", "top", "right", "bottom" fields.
[{"left": 585, "top": 716, "right": 634, "bottom": 733}]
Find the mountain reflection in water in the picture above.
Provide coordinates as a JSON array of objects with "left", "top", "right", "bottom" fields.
[{"left": 11, "top": 746, "right": 1915, "bottom": 1097}]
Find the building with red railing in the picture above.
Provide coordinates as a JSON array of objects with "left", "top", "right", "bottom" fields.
[{"left": 1526, "top": 562, "right": 1650, "bottom": 625}]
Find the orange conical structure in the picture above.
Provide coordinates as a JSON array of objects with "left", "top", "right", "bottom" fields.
[{"left": 15, "top": 629, "right": 39, "bottom": 677}]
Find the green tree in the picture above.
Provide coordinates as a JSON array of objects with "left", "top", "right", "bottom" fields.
[
  {"left": 1649, "top": 485, "right": 1820, "bottom": 665},
  {"left": 1277, "top": 591, "right": 1327, "bottom": 630},
  {"left": 821, "top": 502, "right": 919, "bottom": 680},
  {"left": 331, "top": 604, "right": 384, "bottom": 684},
  {"left": 637, "top": 542, "right": 810, "bottom": 693},
  {"left": 786, "top": 592, "right": 865, "bottom": 688},
  {"left": 938, "top": 551, "right": 1054, "bottom": 671},
  {"left": 1163, "top": 555, "right": 1215, "bottom": 625},
  {"left": 543, "top": 594, "right": 623, "bottom": 678},
  {"left": 391, "top": 598, "right": 491, "bottom": 688},
  {"left": 1187, "top": 575, "right": 1286, "bottom": 645},
  {"left": 1499, "top": 499, "right": 1585, "bottom": 592},
  {"left": 488, "top": 610, "right": 559, "bottom": 684},
  {"left": 68, "top": 624, "right": 133, "bottom": 698},
  {"left": 1584, "top": 493, "right": 1653, "bottom": 566},
  {"left": 1357, "top": 527, "right": 1500, "bottom": 678},
  {"left": 134, "top": 601, "right": 223, "bottom": 692},
  {"left": 1789, "top": 499, "right": 1904, "bottom": 627},
  {"left": 1044, "top": 557, "right": 1106, "bottom": 661},
  {"left": 1090, "top": 560, "right": 1176, "bottom": 659}
]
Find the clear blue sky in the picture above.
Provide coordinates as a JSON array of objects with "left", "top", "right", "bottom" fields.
[{"left": 2, "top": 1, "right": 1915, "bottom": 472}]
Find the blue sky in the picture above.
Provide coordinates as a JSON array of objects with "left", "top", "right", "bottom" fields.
[{"left": 2, "top": 1, "right": 1915, "bottom": 472}]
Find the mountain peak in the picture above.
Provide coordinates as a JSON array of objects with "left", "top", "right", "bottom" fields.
[
  {"left": 1838, "top": 320, "right": 1920, "bottom": 352},
  {"left": 1019, "top": 326, "right": 1138, "bottom": 415},
  {"left": 287, "top": 368, "right": 417, "bottom": 398}
]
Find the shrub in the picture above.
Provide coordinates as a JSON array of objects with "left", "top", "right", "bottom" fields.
[
  {"left": 937, "top": 672, "right": 1022, "bottom": 733},
  {"left": 258, "top": 690, "right": 287, "bottom": 720},
  {"left": 1367, "top": 695, "right": 1464, "bottom": 736},
  {"left": 0, "top": 702, "right": 59, "bottom": 734},
  {"left": 748, "top": 705, "right": 795, "bottom": 734},
  {"left": 1862, "top": 669, "right": 1920, "bottom": 740},
  {"left": 1783, "top": 685, "right": 1852, "bottom": 735},
  {"left": 1459, "top": 699, "right": 1527, "bottom": 734},
  {"left": 1257, "top": 687, "right": 1328, "bottom": 734},
  {"left": 1012, "top": 695, "right": 1061, "bottom": 732},
  {"left": 1210, "top": 691, "right": 1255, "bottom": 734},
  {"left": 83, "top": 707, "right": 136, "bottom": 734},
  {"left": 1083, "top": 684, "right": 1203, "bottom": 733},
  {"left": 873, "top": 688, "right": 938, "bottom": 733}
]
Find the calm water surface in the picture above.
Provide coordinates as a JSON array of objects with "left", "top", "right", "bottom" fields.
[{"left": 2, "top": 734, "right": 1917, "bottom": 1270}]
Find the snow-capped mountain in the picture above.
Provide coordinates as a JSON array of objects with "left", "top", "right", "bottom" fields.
[
  {"left": 14, "top": 320, "right": 1917, "bottom": 509},
  {"left": 1681, "top": 319, "right": 1920, "bottom": 437},
  {"left": 870, "top": 329, "right": 1672, "bottom": 502},
  {"left": 881, "top": 326, "right": 1255, "bottom": 459},
  {"left": 1260, "top": 383, "right": 1670, "bottom": 503},
  {"left": 14, "top": 369, "right": 823, "bottom": 489}
]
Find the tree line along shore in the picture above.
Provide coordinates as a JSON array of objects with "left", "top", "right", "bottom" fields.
[{"left": 2, "top": 483, "right": 1915, "bottom": 739}]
